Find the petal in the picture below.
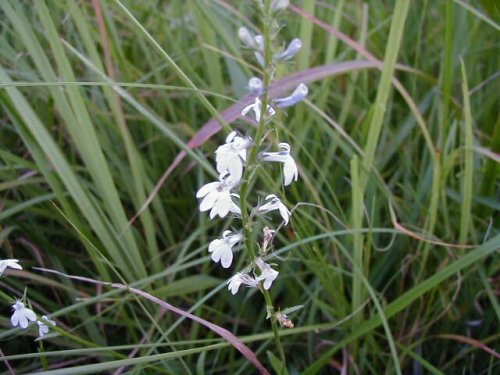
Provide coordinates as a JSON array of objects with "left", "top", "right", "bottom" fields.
[
  {"left": 196, "top": 182, "right": 219, "bottom": 198},
  {"left": 25, "top": 308, "right": 36, "bottom": 322},
  {"left": 199, "top": 193, "right": 217, "bottom": 212},
  {"left": 261, "top": 151, "right": 286, "bottom": 163},
  {"left": 11, "top": 311, "right": 19, "bottom": 327},
  {"left": 278, "top": 204, "right": 290, "bottom": 225},
  {"left": 19, "top": 315, "right": 28, "bottom": 329},
  {"left": 208, "top": 239, "right": 222, "bottom": 254},
  {"left": 283, "top": 157, "right": 298, "bottom": 186},
  {"left": 220, "top": 248, "right": 233, "bottom": 268}
]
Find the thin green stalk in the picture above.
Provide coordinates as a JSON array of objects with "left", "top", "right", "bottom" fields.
[
  {"left": 262, "top": 288, "right": 287, "bottom": 373},
  {"left": 238, "top": 0, "right": 287, "bottom": 370},
  {"left": 360, "top": 0, "right": 410, "bottom": 191}
]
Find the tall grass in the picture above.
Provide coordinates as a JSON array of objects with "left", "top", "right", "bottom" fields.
[{"left": 0, "top": 0, "right": 498, "bottom": 373}]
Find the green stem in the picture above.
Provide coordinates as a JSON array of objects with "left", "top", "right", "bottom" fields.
[
  {"left": 262, "top": 288, "right": 287, "bottom": 373},
  {"left": 238, "top": 0, "right": 287, "bottom": 371}
]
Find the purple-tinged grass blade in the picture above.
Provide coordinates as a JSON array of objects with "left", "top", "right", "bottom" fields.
[
  {"left": 127, "top": 60, "right": 378, "bottom": 226},
  {"left": 34, "top": 268, "right": 271, "bottom": 375}
]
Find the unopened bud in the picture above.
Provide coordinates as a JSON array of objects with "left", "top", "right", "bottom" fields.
[
  {"left": 248, "top": 77, "right": 264, "bottom": 96},
  {"left": 274, "top": 83, "right": 309, "bottom": 108},
  {"left": 277, "top": 38, "right": 302, "bottom": 61},
  {"left": 271, "top": 0, "right": 290, "bottom": 12},
  {"left": 238, "top": 27, "right": 255, "bottom": 48}
]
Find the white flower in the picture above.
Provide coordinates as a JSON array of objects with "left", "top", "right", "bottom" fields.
[
  {"left": 273, "top": 83, "right": 308, "bottom": 108},
  {"left": 257, "top": 194, "right": 291, "bottom": 225},
  {"left": 196, "top": 174, "right": 241, "bottom": 219},
  {"left": 255, "top": 258, "right": 279, "bottom": 290},
  {"left": 11, "top": 301, "right": 36, "bottom": 329},
  {"left": 208, "top": 230, "right": 243, "bottom": 268},
  {"left": 227, "top": 272, "right": 260, "bottom": 295},
  {"left": 215, "top": 131, "right": 251, "bottom": 181},
  {"left": 241, "top": 97, "right": 275, "bottom": 123},
  {"left": 0, "top": 259, "right": 22, "bottom": 276},
  {"left": 37, "top": 315, "right": 56, "bottom": 338},
  {"left": 238, "top": 27, "right": 256, "bottom": 48},
  {"left": 277, "top": 38, "right": 302, "bottom": 61},
  {"left": 260, "top": 142, "right": 298, "bottom": 186}
]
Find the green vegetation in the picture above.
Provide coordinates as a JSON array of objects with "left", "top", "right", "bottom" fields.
[{"left": 0, "top": 0, "right": 498, "bottom": 373}]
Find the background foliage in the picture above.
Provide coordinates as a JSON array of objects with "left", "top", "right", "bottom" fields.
[{"left": 0, "top": 0, "right": 498, "bottom": 373}]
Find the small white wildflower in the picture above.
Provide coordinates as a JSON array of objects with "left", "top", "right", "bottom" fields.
[
  {"left": 277, "top": 38, "right": 302, "bottom": 61},
  {"left": 208, "top": 230, "right": 244, "bottom": 268},
  {"left": 0, "top": 259, "right": 22, "bottom": 276},
  {"left": 11, "top": 301, "right": 36, "bottom": 329},
  {"left": 215, "top": 131, "right": 251, "bottom": 181},
  {"left": 274, "top": 83, "right": 309, "bottom": 108},
  {"left": 260, "top": 142, "right": 298, "bottom": 186},
  {"left": 227, "top": 272, "right": 260, "bottom": 295},
  {"left": 248, "top": 77, "right": 264, "bottom": 96},
  {"left": 257, "top": 194, "right": 291, "bottom": 225},
  {"left": 241, "top": 97, "right": 275, "bottom": 123},
  {"left": 37, "top": 315, "right": 56, "bottom": 338},
  {"left": 196, "top": 174, "right": 241, "bottom": 219},
  {"left": 255, "top": 258, "right": 279, "bottom": 290}
]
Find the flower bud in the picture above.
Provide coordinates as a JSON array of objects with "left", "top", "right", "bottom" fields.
[
  {"left": 274, "top": 83, "right": 309, "bottom": 108},
  {"left": 238, "top": 27, "right": 255, "bottom": 48},
  {"left": 271, "top": 0, "right": 290, "bottom": 12},
  {"left": 248, "top": 77, "right": 264, "bottom": 96},
  {"left": 277, "top": 38, "right": 302, "bottom": 61}
]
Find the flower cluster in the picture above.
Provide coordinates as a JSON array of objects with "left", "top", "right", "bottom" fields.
[
  {"left": 1, "top": 258, "right": 56, "bottom": 338},
  {"left": 195, "top": 17, "right": 307, "bottom": 299}
]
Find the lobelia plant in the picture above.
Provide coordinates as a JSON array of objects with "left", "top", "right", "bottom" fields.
[{"left": 195, "top": 0, "right": 308, "bottom": 370}]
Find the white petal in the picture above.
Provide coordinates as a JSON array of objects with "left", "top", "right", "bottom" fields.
[
  {"left": 25, "top": 308, "right": 36, "bottom": 322},
  {"left": 196, "top": 182, "right": 219, "bottom": 198},
  {"left": 199, "top": 193, "right": 217, "bottom": 212},
  {"left": 19, "top": 315, "right": 29, "bottom": 329},
  {"left": 283, "top": 157, "right": 298, "bottom": 186},
  {"left": 220, "top": 248, "right": 233, "bottom": 268},
  {"left": 11, "top": 311, "right": 19, "bottom": 327},
  {"left": 278, "top": 204, "right": 290, "bottom": 225}
]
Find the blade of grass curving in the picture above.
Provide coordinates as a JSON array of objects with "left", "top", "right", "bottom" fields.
[
  {"left": 0, "top": 68, "right": 130, "bottom": 276},
  {"left": 91, "top": 0, "right": 161, "bottom": 272},
  {"left": 459, "top": 59, "right": 474, "bottom": 244},
  {"left": 302, "top": 233, "right": 500, "bottom": 373},
  {"left": 357, "top": 0, "right": 410, "bottom": 191},
  {"left": 112, "top": 0, "right": 231, "bottom": 133},
  {"left": 350, "top": 156, "right": 365, "bottom": 328},
  {"left": 36, "top": 268, "right": 270, "bottom": 375},
  {"left": 454, "top": 0, "right": 500, "bottom": 31},
  {"left": 34, "top": 0, "right": 146, "bottom": 277},
  {"left": 289, "top": 3, "right": 435, "bottom": 157}
]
